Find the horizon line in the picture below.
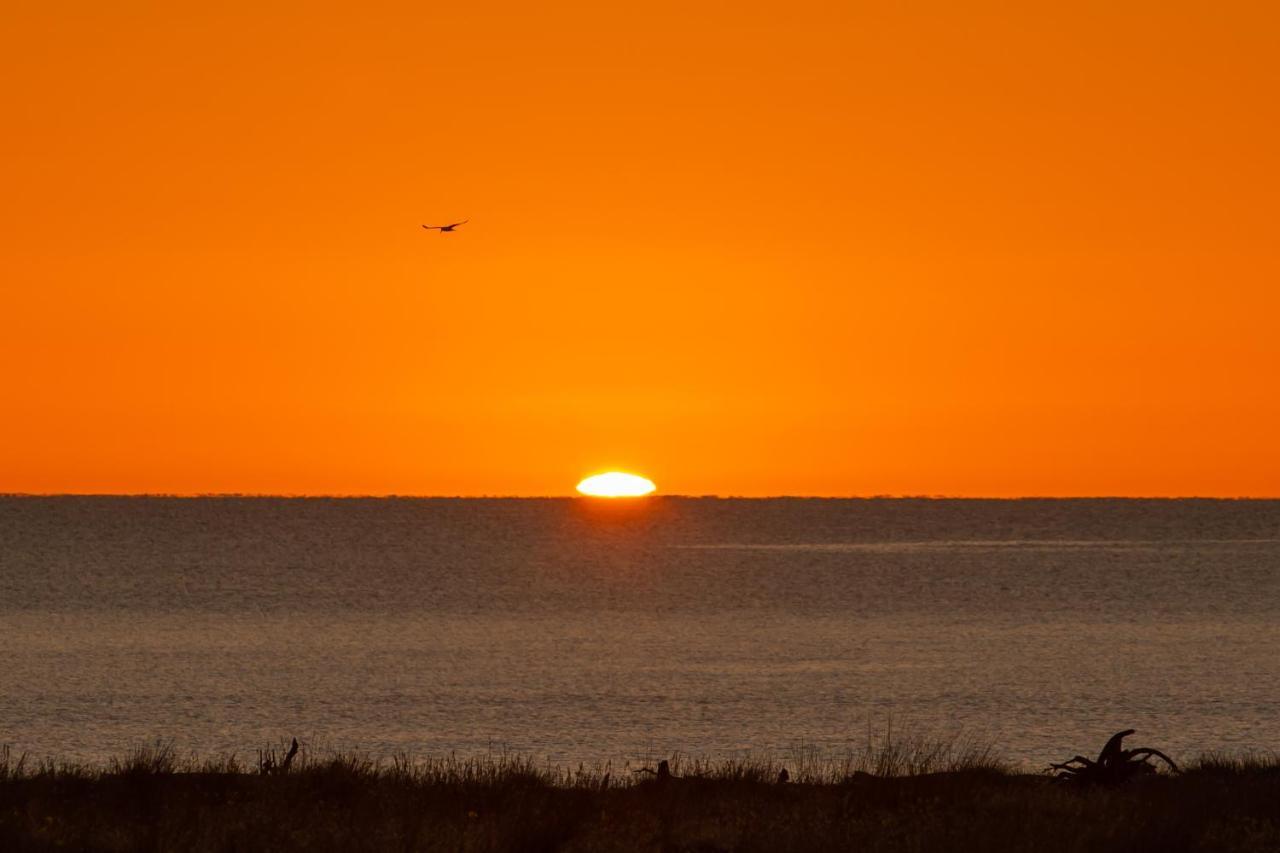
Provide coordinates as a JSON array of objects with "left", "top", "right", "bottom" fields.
[{"left": 2, "top": 492, "right": 1278, "bottom": 501}]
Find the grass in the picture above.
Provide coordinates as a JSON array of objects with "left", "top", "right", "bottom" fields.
[{"left": 1, "top": 741, "right": 1279, "bottom": 852}]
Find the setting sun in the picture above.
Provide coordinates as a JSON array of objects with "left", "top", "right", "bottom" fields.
[{"left": 575, "top": 472, "right": 656, "bottom": 498}]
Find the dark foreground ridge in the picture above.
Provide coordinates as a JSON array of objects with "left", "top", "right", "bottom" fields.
[{"left": 2, "top": 744, "right": 1279, "bottom": 852}]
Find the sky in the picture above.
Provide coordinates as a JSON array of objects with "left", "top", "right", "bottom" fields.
[{"left": 3, "top": 1, "right": 1278, "bottom": 496}]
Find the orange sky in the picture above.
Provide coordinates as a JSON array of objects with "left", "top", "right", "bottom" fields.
[{"left": 3, "top": 2, "right": 1278, "bottom": 496}]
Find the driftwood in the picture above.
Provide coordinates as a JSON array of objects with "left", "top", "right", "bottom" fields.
[
  {"left": 632, "top": 760, "right": 790, "bottom": 785},
  {"left": 633, "top": 759, "right": 672, "bottom": 783},
  {"left": 1050, "top": 730, "right": 1178, "bottom": 785},
  {"left": 259, "top": 738, "right": 299, "bottom": 775}
]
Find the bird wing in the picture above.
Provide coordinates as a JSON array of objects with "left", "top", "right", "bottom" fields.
[
  {"left": 447, "top": 220, "right": 468, "bottom": 227},
  {"left": 422, "top": 224, "right": 441, "bottom": 229}
]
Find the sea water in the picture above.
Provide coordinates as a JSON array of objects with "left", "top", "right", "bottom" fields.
[{"left": 1, "top": 497, "right": 1277, "bottom": 767}]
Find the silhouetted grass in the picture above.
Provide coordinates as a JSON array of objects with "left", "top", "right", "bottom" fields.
[{"left": 1, "top": 742, "right": 1278, "bottom": 851}]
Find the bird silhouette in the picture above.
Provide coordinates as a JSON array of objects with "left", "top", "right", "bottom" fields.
[{"left": 422, "top": 220, "right": 468, "bottom": 232}]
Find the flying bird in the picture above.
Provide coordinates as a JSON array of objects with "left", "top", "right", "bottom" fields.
[{"left": 422, "top": 220, "right": 468, "bottom": 232}]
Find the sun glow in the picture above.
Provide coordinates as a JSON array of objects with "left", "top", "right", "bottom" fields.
[{"left": 576, "top": 472, "right": 656, "bottom": 498}]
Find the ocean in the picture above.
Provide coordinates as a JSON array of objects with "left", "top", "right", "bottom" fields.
[{"left": 1, "top": 497, "right": 1277, "bottom": 768}]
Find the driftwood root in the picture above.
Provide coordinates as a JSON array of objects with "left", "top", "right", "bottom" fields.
[{"left": 1050, "top": 730, "right": 1178, "bottom": 785}]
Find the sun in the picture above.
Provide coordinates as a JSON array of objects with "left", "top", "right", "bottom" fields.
[{"left": 576, "top": 472, "right": 656, "bottom": 498}]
